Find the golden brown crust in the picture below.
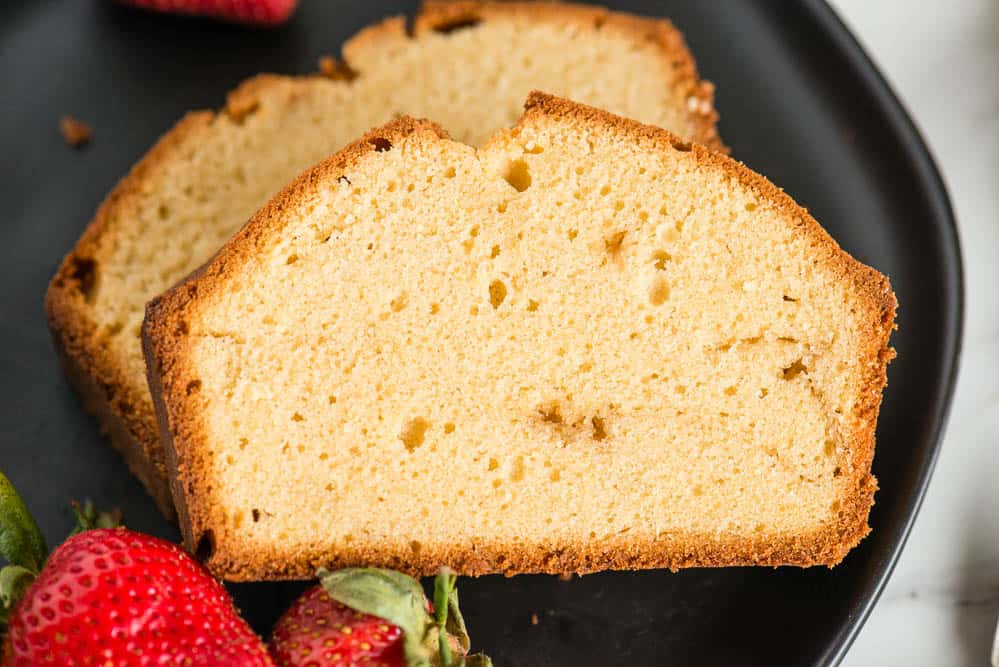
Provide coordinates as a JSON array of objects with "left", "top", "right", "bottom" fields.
[
  {"left": 144, "top": 93, "right": 894, "bottom": 581},
  {"left": 415, "top": 1, "right": 723, "bottom": 151}
]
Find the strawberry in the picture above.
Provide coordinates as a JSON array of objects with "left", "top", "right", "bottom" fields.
[
  {"left": 270, "top": 568, "right": 491, "bottom": 667},
  {"left": 270, "top": 586, "right": 405, "bottom": 666},
  {"left": 117, "top": 0, "right": 298, "bottom": 26},
  {"left": 0, "top": 472, "right": 273, "bottom": 666}
]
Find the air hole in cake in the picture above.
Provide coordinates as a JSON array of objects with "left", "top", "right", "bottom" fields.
[
  {"left": 604, "top": 231, "right": 627, "bottom": 260},
  {"left": 671, "top": 139, "right": 692, "bottom": 152},
  {"left": 252, "top": 509, "right": 261, "bottom": 523},
  {"left": 194, "top": 530, "right": 215, "bottom": 562},
  {"left": 432, "top": 16, "right": 482, "bottom": 34},
  {"left": 430, "top": 303, "right": 440, "bottom": 315},
  {"left": 549, "top": 469, "right": 562, "bottom": 482},
  {"left": 648, "top": 275, "right": 670, "bottom": 306},
  {"left": 509, "top": 457, "right": 525, "bottom": 482},
  {"left": 490, "top": 245, "right": 501, "bottom": 259},
  {"left": 614, "top": 200, "right": 625, "bottom": 212},
  {"left": 746, "top": 202, "right": 758, "bottom": 212},
  {"left": 444, "top": 422, "right": 455, "bottom": 434},
  {"left": 833, "top": 467, "right": 843, "bottom": 477},
  {"left": 783, "top": 295, "right": 798, "bottom": 302},
  {"left": 399, "top": 417, "right": 430, "bottom": 452},
  {"left": 538, "top": 403, "right": 563, "bottom": 425},
  {"left": 369, "top": 137, "right": 392, "bottom": 152},
  {"left": 759, "top": 388, "right": 769, "bottom": 398},
  {"left": 503, "top": 159, "right": 531, "bottom": 192},
  {"left": 724, "top": 386, "right": 737, "bottom": 396},
  {"left": 488, "top": 457, "right": 499, "bottom": 471},
  {"left": 444, "top": 166, "right": 456, "bottom": 178},
  {"left": 409, "top": 540, "right": 422, "bottom": 555},
  {"left": 599, "top": 185, "right": 611, "bottom": 196},
  {"left": 568, "top": 229, "right": 578, "bottom": 241},
  {"left": 390, "top": 292, "right": 408, "bottom": 312},
  {"left": 489, "top": 280, "right": 507, "bottom": 308},
  {"left": 651, "top": 250, "right": 671, "bottom": 269},
  {"left": 185, "top": 380, "right": 201, "bottom": 396},
  {"left": 67, "top": 256, "right": 98, "bottom": 300},
  {"left": 591, "top": 416, "right": 608, "bottom": 441},
  {"left": 291, "top": 412, "right": 304, "bottom": 422},
  {"left": 157, "top": 204, "right": 170, "bottom": 220},
  {"left": 523, "top": 142, "right": 544, "bottom": 154},
  {"left": 527, "top": 299, "right": 540, "bottom": 312},
  {"left": 824, "top": 440, "right": 836, "bottom": 457},
  {"left": 782, "top": 359, "right": 808, "bottom": 380}
]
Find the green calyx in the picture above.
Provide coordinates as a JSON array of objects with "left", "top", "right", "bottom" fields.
[
  {"left": 70, "top": 500, "right": 122, "bottom": 535},
  {"left": 0, "top": 472, "right": 47, "bottom": 574},
  {"left": 0, "top": 471, "right": 48, "bottom": 635},
  {"left": 317, "top": 567, "right": 491, "bottom": 667}
]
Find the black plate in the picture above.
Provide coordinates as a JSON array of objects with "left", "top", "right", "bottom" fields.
[{"left": 0, "top": 1, "right": 962, "bottom": 664}]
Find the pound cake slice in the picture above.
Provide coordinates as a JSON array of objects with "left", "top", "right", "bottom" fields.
[
  {"left": 143, "top": 93, "right": 896, "bottom": 581},
  {"left": 44, "top": 2, "right": 721, "bottom": 518}
]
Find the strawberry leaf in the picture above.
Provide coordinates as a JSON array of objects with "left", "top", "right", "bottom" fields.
[
  {"left": 0, "top": 472, "right": 47, "bottom": 573},
  {"left": 318, "top": 567, "right": 434, "bottom": 666},
  {"left": 0, "top": 565, "right": 35, "bottom": 610},
  {"left": 70, "top": 500, "right": 122, "bottom": 535}
]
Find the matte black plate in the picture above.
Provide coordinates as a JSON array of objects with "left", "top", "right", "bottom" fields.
[{"left": 0, "top": 1, "right": 962, "bottom": 664}]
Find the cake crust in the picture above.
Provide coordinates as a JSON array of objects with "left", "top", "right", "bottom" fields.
[
  {"left": 45, "top": 2, "right": 722, "bottom": 518},
  {"left": 143, "top": 93, "right": 896, "bottom": 581}
]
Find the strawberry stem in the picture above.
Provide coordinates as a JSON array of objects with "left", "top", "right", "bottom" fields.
[{"left": 433, "top": 570, "right": 456, "bottom": 666}]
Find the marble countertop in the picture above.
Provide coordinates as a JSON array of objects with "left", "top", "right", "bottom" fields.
[{"left": 827, "top": 0, "right": 999, "bottom": 664}]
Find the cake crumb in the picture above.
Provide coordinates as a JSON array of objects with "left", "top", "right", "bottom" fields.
[{"left": 60, "top": 116, "right": 92, "bottom": 147}]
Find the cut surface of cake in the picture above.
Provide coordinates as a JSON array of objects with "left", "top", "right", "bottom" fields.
[
  {"left": 44, "top": 1, "right": 720, "bottom": 517},
  {"left": 143, "top": 93, "right": 896, "bottom": 581}
]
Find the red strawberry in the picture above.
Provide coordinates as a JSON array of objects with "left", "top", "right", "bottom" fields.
[
  {"left": 117, "top": 0, "right": 298, "bottom": 26},
  {"left": 0, "top": 473, "right": 273, "bottom": 666},
  {"left": 270, "top": 568, "right": 491, "bottom": 667},
  {"left": 270, "top": 586, "right": 405, "bottom": 666}
]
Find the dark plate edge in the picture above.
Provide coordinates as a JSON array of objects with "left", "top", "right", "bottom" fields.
[{"left": 802, "top": 1, "right": 965, "bottom": 665}]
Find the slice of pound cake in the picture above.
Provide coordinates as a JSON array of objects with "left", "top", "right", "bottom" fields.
[
  {"left": 44, "top": 2, "right": 721, "bottom": 518},
  {"left": 143, "top": 93, "right": 896, "bottom": 581}
]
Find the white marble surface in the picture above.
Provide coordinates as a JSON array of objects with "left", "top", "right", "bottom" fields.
[{"left": 826, "top": 0, "right": 999, "bottom": 665}]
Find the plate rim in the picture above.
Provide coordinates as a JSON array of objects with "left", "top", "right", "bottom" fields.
[{"left": 802, "top": 1, "right": 964, "bottom": 664}]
